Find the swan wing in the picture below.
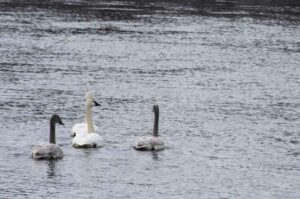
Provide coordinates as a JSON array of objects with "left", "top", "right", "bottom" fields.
[
  {"left": 134, "top": 136, "right": 164, "bottom": 150},
  {"left": 72, "top": 132, "right": 103, "bottom": 148}
]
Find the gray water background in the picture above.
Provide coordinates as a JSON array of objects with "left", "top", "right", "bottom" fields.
[{"left": 0, "top": 0, "right": 299, "bottom": 198}]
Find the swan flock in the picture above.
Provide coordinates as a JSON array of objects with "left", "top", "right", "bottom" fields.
[{"left": 31, "top": 91, "right": 165, "bottom": 160}]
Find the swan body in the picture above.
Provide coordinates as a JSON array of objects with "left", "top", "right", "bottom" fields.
[
  {"left": 72, "top": 91, "right": 103, "bottom": 148},
  {"left": 71, "top": 123, "right": 99, "bottom": 137},
  {"left": 31, "top": 114, "right": 64, "bottom": 160},
  {"left": 72, "top": 132, "right": 103, "bottom": 148},
  {"left": 31, "top": 143, "right": 64, "bottom": 159},
  {"left": 134, "top": 105, "right": 165, "bottom": 151},
  {"left": 134, "top": 135, "right": 164, "bottom": 150}
]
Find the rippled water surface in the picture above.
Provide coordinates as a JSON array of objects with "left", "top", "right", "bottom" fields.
[{"left": 0, "top": 0, "right": 300, "bottom": 198}]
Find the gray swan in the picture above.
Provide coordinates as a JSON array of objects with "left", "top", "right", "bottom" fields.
[
  {"left": 31, "top": 114, "right": 64, "bottom": 160},
  {"left": 134, "top": 105, "right": 165, "bottom": 150}
]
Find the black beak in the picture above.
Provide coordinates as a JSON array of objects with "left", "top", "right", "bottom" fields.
[
  {"left": 94, "top": 101, "right": 101, "bottom": 106},
  {"left": 59, "top": 121, "right": 64, "bottom": 125}
]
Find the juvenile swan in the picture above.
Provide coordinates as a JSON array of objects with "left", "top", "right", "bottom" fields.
[
  {"left": 31, "top": 114, "right": 64, "bottom": 160},
  {"left": 72, "top": 91, "right": 103, "bottom": 148},
  {"left": 134, "top": 105, "right": 164, "bottom": 150}
]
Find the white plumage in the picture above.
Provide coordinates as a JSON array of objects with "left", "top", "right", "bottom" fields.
[
  {"left": 71, "top": 123, "right": 99, "bottom": 137},
  {"left": 72, "top": 132, "right": 103, "bottom": 148}
]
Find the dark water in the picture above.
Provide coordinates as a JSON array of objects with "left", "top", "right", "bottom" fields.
[{"left": 0, "top": 0, "right": 300, "bottom": 198}]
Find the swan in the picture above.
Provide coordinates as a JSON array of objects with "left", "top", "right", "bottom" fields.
[
  {"left": 72, "top": 91, "right": 103, "bottom": 148},
  {"left": 71, "top": 91, "right": 100, "bottom": 137},
  {"left": 134, "top": 105, "right": 164, "bottom": 150},
  {"left": 31, "top": 114, "right": 64, "bottom": 160}
]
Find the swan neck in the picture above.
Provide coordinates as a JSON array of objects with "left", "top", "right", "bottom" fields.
[
  {"left": 85, "top": 106, "right": 95, "bottom": 133},
  {"left": 153, "top": 109, "right": 159, "bottom": 137},
  {"left": 50, "top": 119, "right": 56, "bottom": 144}
]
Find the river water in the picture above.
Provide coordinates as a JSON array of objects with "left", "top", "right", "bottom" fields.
[{"left": 0, "top": 0, "right": 299, "bottom": 198}]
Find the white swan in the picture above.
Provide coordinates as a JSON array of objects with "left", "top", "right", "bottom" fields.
[
  {"left": 134, "top": 105, "right": 164, "bottom": 150},
  {"left": 71, "top": 91, "right": 100, "bottom": 137},
  {"left": 72, "top": 91, "right": 103, "bottom": 148},
  {"left": 31, "top": 114, "right": 64, "bottom": 160}
]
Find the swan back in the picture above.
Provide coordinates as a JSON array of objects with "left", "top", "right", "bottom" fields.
[
  {"left": 72, "top": 132, "right": 103, "bottom": 148},
  {"left": 134, "top": 136, "right": 164, "bottom": 150},
  {"left": 71, "top": 123, "right": 99, "bottom": 137},
  {"left": 31, "top": 143, "right": 64, "bottom": 159}
]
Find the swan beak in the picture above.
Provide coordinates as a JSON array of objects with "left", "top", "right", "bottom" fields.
[
  {"left": 59, "top": 121, "right": 64, "bottom": 125},
  {"left": 94, "top": 101, "right": 101, "bottom": 106}
]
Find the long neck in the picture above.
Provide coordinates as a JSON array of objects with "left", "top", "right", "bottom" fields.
[
  {"left": 85, "top": 106, "right": 95, "bottom": 133},
  {"left": 50, "top": 119, "right": 56, "bottom": 144},
  {"left": 153, "top": 110, "right": 159, "bottom": 137}
]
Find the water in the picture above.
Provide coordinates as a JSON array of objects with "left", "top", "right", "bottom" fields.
[{"left": 0, "top": 0, "right": 299, "bottom": 198}]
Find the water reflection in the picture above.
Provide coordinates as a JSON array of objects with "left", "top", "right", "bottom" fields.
[
  {"left": 81, "top": 148, "right": 100, "bottom": 158},
  {"left": 151, "top": 151, "right": 159, "bottom": 160},
  {"left": 47, "top": 160, "right": 56, "bottom": 178}
]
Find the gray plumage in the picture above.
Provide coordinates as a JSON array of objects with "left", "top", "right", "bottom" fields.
[
  {"left": 31, "top": 143, "right": 64, "bottom": 159},
  {"left": 134, "top": 105, "right": 165, "bottom": 151}
]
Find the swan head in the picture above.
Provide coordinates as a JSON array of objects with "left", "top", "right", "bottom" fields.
[
  {"left": 85, "top": 98, "right": 101, "bottom": 109},
  {"left": 50, "top": 114, "right": 64, "bottom": 125},
  {"left": 153, "top": 105, "right": 159, "bottom": 114},
  {"left": 85, "top": 91, "right": 101, "bottom": 108},
  {"left": 85, "top": 91, "right": 94, "bottom": 100}
]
